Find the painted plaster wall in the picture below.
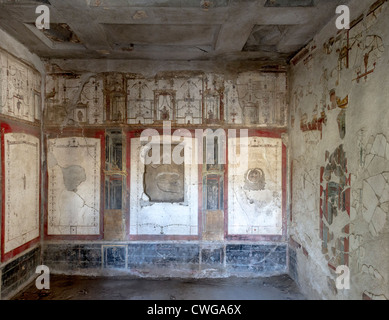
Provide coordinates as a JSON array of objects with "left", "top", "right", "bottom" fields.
[
  {"left": 228, "top": 136, "right": 283, "bottom": 236},
  {"left": 43, "top": 69, "right": 288, "bottom": 242},
  {"left": 0, "top": 28, "right": 45, "bottom": 75},
  {"left": 289, "top": 0, "right": 389, "bottom": 300},
  {"left": 47, "top": 137, "right": 101, "bottom": 236},
  {"left": 0, "top": 29, "right": 44, "bottom": 300},
  {"left": 44, "top": 71, "right": 287, "bottom": 128},
  {"left": 0, "top": 49, "right": 42, "bottom": 123},
  {"left": 129, "top": 135, "right": 199, "bottom": 236},
  {"left": 4, "top": 133, "right": 40, "bottom": 253},
  {"left": 40, "top": 68, "right": 289, "bottom": 278}
]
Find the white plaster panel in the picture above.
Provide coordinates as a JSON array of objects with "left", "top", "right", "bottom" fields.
[
  {"left": 4, "top": 133, "right": 40, "bottom": 253},
  {"left": 130, "top": 135, "right": 199, "bottom": 236},
  {"left": 228, "top": 136, "right": 283, "bottom": 235},
  {"left": 47, "top": 137, "right": 101, "bottom": 235}
]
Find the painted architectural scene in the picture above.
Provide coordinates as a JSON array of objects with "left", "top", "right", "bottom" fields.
[{"left": 0, "top": 0, "right": 387, "bottom": 303}]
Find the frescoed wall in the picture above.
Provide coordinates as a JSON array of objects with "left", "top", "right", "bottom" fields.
[
  {"left": 0, "top": 47, "right": 42, "bottom": 263},
  {"left": 38, "top": 67, "right": 289, "bottom": 277},
  {"left": 0, "top": 49, "right": 41, "bottom": 124},
  {"left": 289, "top": 0, "right": 389, "bottom": 300},
  {"left": 0, "top": 31, "right": 44, "bottom": 299},
  {"left": 129, "top": 135, "right": 199, "bottom": 238},
  {"left": 228, "top": 135, "right": 284, "bottom": 237},
  {"left": 44, "top": 71, "right": 287, "bottom": 128},
  {"left": 3, "top": 132, "right": 40, "bottom": 255},
  {"left": 47, "top": 137, "right": 102, "bottom": 236},
  {"left": 42, "top": 69, "right": 288, "bottom": 244}
]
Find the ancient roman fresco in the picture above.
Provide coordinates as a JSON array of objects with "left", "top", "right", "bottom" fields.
[
  {"left": 104, "top": 73, "right": 127, "bottom": 123},
  {"left": 105, "top": 130, "right": 125, "bottom": 211},
  {"left": 127, "top": 75, "right": 212, "bottom": 125},
  {"left": 228, "top": 136, "right": 283, "bottom": 236},
  {"left": 45, "top": 74, "right": 105, "bottom": 126},
  {"left": 4, "top": 133, "right": 40, "bottom": 254},
  {"left": 290, "top": 2, "right": 386, "bottom": 145},
  {"left": 288, "top": 0, "right": 389, "bottom": 299},
  {"left": 354, "top": 133, "right": 389, "bottom": 238},
  {"left": 0, "top": 49, "right": 42, "bottom": 123},
  {"left": 320, "top": 145, "right": 351, "bottom": 269},
  {"left": 44, "top": 71, "right": 287, "bottom": 128},
  {"left": 129, "top": 136, "right": 198, "bottom": 236},
  {"left": 144, "top": 145, "right": 185, "bottom": 203},
  {"left": 233, "top": 72, "right": 287, "bottom": 126},
  {"left": 47, "top": 137, "right": 101, "bottom": 235},
  {"left": 201, "top": 130, "right": 226, "bottom": 241}
]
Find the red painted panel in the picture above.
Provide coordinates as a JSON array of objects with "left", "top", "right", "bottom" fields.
[
  {"left": 290, "top": 161, "right": 293, "bottom": 222},
  {"left": 1, "top": 120, "right": 41, "bottom": 263}
]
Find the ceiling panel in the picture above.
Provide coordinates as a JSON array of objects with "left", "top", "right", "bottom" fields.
[
  {"left": 0, "top": 0, "right": 346, "bottom": 63},
  {"left": 102, "top": 23, "right": 220, "bottom": 47},
  {"left": 264, "top": 0, "right": 315, "bottom": 7},
  {"left": 87, "top": 0, "right": 230, "bottom": 8}
]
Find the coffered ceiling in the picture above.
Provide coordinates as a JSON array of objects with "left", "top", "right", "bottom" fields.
[{"left": 0, "top": 0, "right": 347, "bottom": 65}]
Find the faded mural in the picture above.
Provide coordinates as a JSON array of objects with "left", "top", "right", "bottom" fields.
[
  {"left": 3, "top": 133, "right": 40, "bottom": 254},
  {"left": 44, "top": 71, "right": 287, "bottom": 128},
  {"left": 129, "top": 136, "right": 199, "bottom": 236},
  {"left": 42, "top": 69, "right": 287, "bottom": 239},
  {"left": 290, "top": 0, "right": 388, "bottom": 300},
  {"left": 47, "top": 137, "right": 101, "bottom": 236},
  {"left": 228, "top": 136, "right": 283, "bottom": 236},
  {"left": 0, "top": 49, "right": 42, "bottom": 123}
]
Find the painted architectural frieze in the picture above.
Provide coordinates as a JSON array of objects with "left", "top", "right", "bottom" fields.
[
  {"left": 44, "top": 71, "right": 288, "bottom": 128},
  {"left": 234, "top": 72, "right": 287, "bottom": 126},
  {"left": 45, "top": 73, "right": 104, "bottom": 126},
  {"left": 0, "top": 49, "right": 42, "bottom": 123}
]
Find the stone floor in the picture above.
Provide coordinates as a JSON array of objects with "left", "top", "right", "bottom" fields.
[{"left": 12, "top": 274, "right": 305, "bottom": 300}]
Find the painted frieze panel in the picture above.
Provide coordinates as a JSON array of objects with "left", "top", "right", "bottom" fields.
[{"left": 0, "top": 49, "right": 42, "bottom": 123}]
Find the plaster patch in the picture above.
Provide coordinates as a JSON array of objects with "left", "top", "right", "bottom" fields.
[
  {"left": 367, "top": 156, "right": 389, "bottom": 177},
  {"left": 370, "top": 207, "right": 386, "bottom": 235},
  {"left": 361, "top": 264, "right": 384, "bottom": 280},
  {"left": 380, "top": 184, "right": 389, "bottom": 203},
  {"left": 366, "top": 174, "right": 386, "bottom": 197},
  {"left": 371, "top": 134, "right": 387, "bottom": 158},
  {"left": 386, "top": 144, "right": 389, "bottom": 160},
  {"left": 362, "top": 181, "right": 379, "bottom": 223},
  {"left": 381, "top": 202, "right": 389, "bottom": 213}
]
